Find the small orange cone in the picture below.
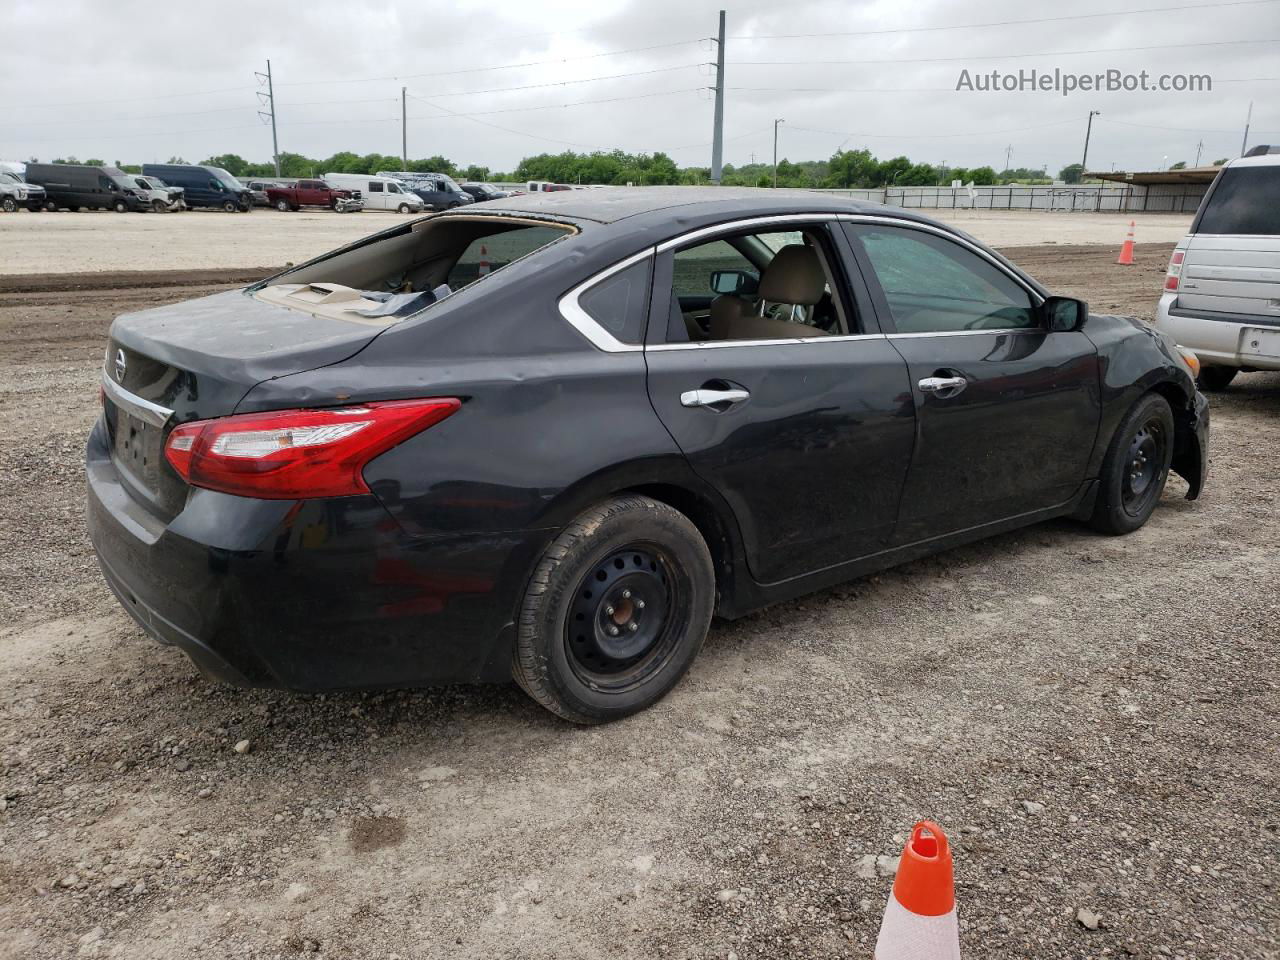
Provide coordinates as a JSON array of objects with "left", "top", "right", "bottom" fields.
[
  {"left": 478, "top": 244, "right": 491, "bottom": 276},
  {"left": 1116, "top": 220, "right": 1136, "bottom": 265},
  {"left": 874, "top": 822, "right": 960, "bottom": 960}
]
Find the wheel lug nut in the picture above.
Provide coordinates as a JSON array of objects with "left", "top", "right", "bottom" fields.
[
  {"left": 628, "top": 623, "right": 638, "bottom": 632},
  {"left": 636, "top": 599, "right": 645, "bottom": 609},
  {"left": 606, "top": 625, "right": 619, "bottom": 636},
  {"left": 605, "top": 605, "right": 614, "bottom": 616},
  {"left": 622, "top": 589, "right": 631, "bottom": 599}
]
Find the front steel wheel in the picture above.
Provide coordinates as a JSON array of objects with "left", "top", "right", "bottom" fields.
[
  {"left": 1090, "top": 393, "right": 1175, "bottom": 535},
  {"left": 514, "top": 495, "right": 715, "bottom": 724}
]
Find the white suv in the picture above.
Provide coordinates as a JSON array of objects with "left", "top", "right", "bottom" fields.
[{"left": 1154, "top": 146, "right": 1280, "bottom": 390}]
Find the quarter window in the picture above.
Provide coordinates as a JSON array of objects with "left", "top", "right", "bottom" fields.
[
  {"left": 368, "top": 181, "right": 384, "bottom": 193},
  {"left": 578, "top": 258, "right": 652, "bottom": 345},
  {"left": 854, "top": 225, "right": 1036, "bottom": 333}
]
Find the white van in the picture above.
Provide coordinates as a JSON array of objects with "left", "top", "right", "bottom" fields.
[
  {"left": 323, "top": 174, "right": 423, "bottom": 214},
  {"left": 1154, "top": 146, "right": 1280, "bottom": 390}
]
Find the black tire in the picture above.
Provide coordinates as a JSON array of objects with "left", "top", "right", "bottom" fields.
[
  {"left": 513, "top": 495, "right": 715, "bottom": 724},
  {"left": 398, "top": 203, "right": 411, "bottom": 214},
  {"left": 222, "top": 200, "right": 236, "bottom": 213},
  {"left": 44, "top": 200, "right": 57, "bottom": 212},
  {"left": 275, "top": 198, "right": 291, "bottom": 212},
  {"left": 151, "top": 199, "right": 167, "bottom": 213},
  {"left": 114, "top": 200, "right": 128, "bottom": 213},
  {"left": 1197, "top": 366, "right": 1237, "bottom": 392},
  {"left": 1, "top": 197, "right": 15, "bottom": 213},
  {"left": 1090, "top": 393, "right": 1175, "bottom": 535}
]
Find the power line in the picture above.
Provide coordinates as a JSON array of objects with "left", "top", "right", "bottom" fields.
[
  {"left": 405, "top": 92, "right": 601, "bottom": 150},
  {"left": 1097, "top": 116, "right": 1278, "bottom": 135},
  {"left": 730, "top": 37, "right": 1280, "bottom": 68},
  {"left": 784, "top": 118, "right": 1084, "bottom": 141},
  {"left": 277, "top": 39, "right": 707, "bottom": 87},
  {"left": 728, "top": 0, "right": 1280, "bottom": 40}
]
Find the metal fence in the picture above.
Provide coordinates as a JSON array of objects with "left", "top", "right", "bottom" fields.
[{"left": 809, "top": 184, "right": 1207, "bottom": 213}]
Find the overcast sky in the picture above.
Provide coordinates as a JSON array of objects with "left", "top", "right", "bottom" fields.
[{"left": 4, "top": 0, "right": 1277, "bottom": 175}]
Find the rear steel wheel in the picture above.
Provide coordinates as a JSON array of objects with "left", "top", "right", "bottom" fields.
[{"left": 514, "top": 495, "right": 714, "bottom": 724}]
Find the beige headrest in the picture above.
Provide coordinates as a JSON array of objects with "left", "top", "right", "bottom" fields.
[{"left": 758, "top": 244, "right": 825, "bottom": 305}]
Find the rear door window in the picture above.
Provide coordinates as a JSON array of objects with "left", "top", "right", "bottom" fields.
[{"left": 1196, "top": 167, "right": 1280, "bottom": 235}]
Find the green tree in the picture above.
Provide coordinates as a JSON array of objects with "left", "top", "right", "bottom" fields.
[
  {"left": 1212, "top": 157, "right": 1228, "bottom": 165},
  {"left": 1058, "top": 163, "right": 1085, "bottom": 184},
  {"left": 203, "top": 154, "right": 249, "bottom": 177},
  {"left": 461, "top": 164, "right": 491, "bottom": 181},
  {"left": 1169, "top": 160, "right": 1187, "bottom": 170}
]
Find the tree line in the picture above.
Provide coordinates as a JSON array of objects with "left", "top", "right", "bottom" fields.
[{"left": 38, "top": 148, "right": 1216, "bottom": 188}]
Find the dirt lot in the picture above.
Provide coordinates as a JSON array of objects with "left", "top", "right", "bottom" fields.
[
  {"left": 0, "top": 206, "right": 1192, "bottom": 274},
  {"left": 0, "top": 245, "right": 1277, "bottom": 960}
]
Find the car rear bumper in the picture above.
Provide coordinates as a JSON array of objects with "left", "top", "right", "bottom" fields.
[
  {"left": 1155, "top": 294, "right": 1280, "bottom": 370},
  {"left": 86, "top": 418, "right": 537, "bottom": 690}
]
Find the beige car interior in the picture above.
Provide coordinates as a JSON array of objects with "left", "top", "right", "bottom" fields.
[
  {"left": 252, "top": 216, "right": 575, "bottom": 325},
  {"left": 683, "top": 232, "right": 847, "bottom": 342}
]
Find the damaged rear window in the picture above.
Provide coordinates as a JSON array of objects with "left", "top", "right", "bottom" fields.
[{"left": 252, "top": 217, "right": 575, "bottom": 325}]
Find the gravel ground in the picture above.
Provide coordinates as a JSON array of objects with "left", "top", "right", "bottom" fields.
[
  {"left": 0, "top": 205, "right": 1192, "bottom": 274},
  {"left": 0, "top": 246, "right": 1277, "bottom": 960}
]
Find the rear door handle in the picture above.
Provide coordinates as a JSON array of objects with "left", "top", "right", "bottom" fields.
[
  {"left": 680, "top": 387, "right": 751, "bottom": 409},
  {"left": 918, "top": 375, "right": 968, "bottom": 397}
]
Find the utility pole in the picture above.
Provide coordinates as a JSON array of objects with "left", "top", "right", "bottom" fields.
[
  {"left": 1194, "top": 139, "right": 1204, "bottom": 167},
  {"left": 401, "top": 87, "right": 408, "bottom": 168},
  {"left": 1004, "top": 144, "right": 1013, "bottom": 174},
  {"left": 1081, "top": 109, "right": 1100, "bottom": 175},
  {"left": 255, "top": 60, "right": 281, "bottom": 177},
  {"left": 772, "top": 118, "right": 784, "bottom": 187},
  {"left": 710, "top": 10, "right": 726, "bottom": 184},
  {"left": 1241, "top": 101, "right": 1253, "bottom": 156}
]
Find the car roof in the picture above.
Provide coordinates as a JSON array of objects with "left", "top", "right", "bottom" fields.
[
  {"left": 483, "top": 186, "right": 931, "bottom": 225},
  {"left": 1228, "top": 152, "right": 1280, "bottom": 169}
]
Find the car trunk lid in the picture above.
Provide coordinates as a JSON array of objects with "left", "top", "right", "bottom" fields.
[{"left": 103, "top": 288, "right": 392, "bottom": 520}]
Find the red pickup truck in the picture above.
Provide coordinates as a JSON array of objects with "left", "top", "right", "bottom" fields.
[{"left": 266, "top": 179, "right": 363, "bottom": 212}]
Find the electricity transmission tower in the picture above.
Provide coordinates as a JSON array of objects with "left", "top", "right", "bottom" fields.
[{"left": 255, "top": 61, "right": 280, "bottom": 177}]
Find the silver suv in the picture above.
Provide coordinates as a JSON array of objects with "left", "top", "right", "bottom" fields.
[
  {"left": 1154, "top": 146, "right": 1280, "bottom": 390},
  {"left": 0, "top": 171, "right": 46, "bottom": 212}
]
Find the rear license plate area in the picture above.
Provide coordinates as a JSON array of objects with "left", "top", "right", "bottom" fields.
[
  {"left": 107, "top": 400, "right": 165, "bottom": 491},
  {"left": 1241, "top": 327, "right": 1280, "bottom": 360}
]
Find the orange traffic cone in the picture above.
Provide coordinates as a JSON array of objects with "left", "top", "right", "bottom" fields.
[
  {"left": 478, "top": 244, "right": 491, "bottom": 276},
  {"left": 874, "top": 822, "right": 960, "bottom": 960},
  {"left": 1116, "top": 220, "right": 1136, "bottom": 265}
]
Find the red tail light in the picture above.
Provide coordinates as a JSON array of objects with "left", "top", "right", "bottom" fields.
[
  {"left": 164, "top": 398, "right": 460, "bottom": 499},
  {"left": 1165, "top": 250, "right": 1184, "bottom": 291}
]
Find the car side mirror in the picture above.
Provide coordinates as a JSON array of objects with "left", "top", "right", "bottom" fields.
[
  {"left": 1042, "top": 295, "right": 1088, "bottom": 332},
  {"left": 710, "top": 270, "right": 758, "bottom": 296}
]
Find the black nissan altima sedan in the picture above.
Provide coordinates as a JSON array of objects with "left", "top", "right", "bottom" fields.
[{"left": 87, "top": 188, "right": 1209, "bottom": 723}]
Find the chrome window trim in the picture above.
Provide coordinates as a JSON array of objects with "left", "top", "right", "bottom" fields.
[
  {"left": 886, "top": 328, "right": 1044, "bottom": 339},
  {"left": 556, "top": 247, "right": 654, "bottom": 353},
  {"left": 648, "top": 332, "right": 887, "bottom": 352},
  {"left": 837, "top": 213, "right": 1046, "bottom": 306},
  {"left": 101, "top": 372, "right": 174, "bottom": 428},
  {"left": 654, "top": 213, "right": 839, "bottom": 253}
]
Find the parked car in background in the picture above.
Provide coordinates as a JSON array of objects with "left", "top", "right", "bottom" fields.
[
  {"left": 377, "top": 171, "right": 473, "bottom": 210},
  {"left": 141, "top": 164, "right": 252, "bottom": 212},
  {"left": 87, "top": 189, "right": 1208, "bottom": 724},
  {"left": 1155, "top": 145, "right": 1280, "bottom": 390},
  {"left": 244, "top": 180, "right": 283, "bottom": 207},
  {"left": 460, "top": 182, "right": 509, "bottom": 202},
  {"left": 526, "top": 181, "right": 573, "bottom": 193},
  {"left": 25, "top": 163, "right": 148, "bottom": 212},
  {"left": 130, "top": 175, "right": 185, "bottom": 212},
  {"left": 266, "top": 179, "right": 363, "bottom": 212},
  {"left": 323, "top": 173, "right": 422, "bottom": 213},
  {"left": 0, "top": 171, "right": 46, "bottom": 212}
]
